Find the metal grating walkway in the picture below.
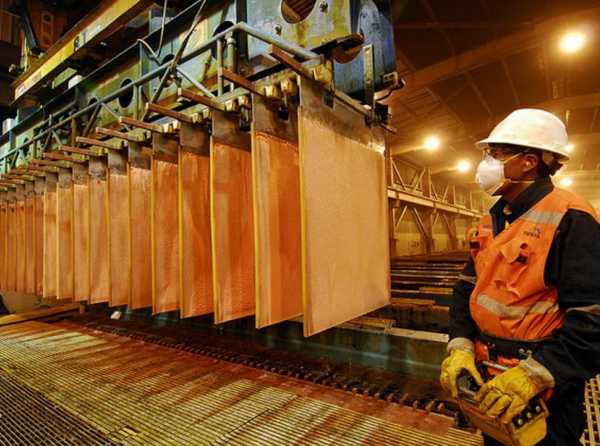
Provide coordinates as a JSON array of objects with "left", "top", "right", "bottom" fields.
[
  {"left": 0, "top": 372, "right": 119, "bottom": 446},
  {"left": 0, "top": 321, "right": 482, "bottom": 446},
  {"left": 583, "top": 376, "right": 600, "bottom": 445}
]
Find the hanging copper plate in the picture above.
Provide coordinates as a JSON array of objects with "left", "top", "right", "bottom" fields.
[
  {"left": 210, "top": 110, "right": 255, "bottom": 323},
  {"left": 108, "top": 172, "right": 129, "bottom": 307},
  {"left": 0, "top": 202, "right": 5, "bottom": 291},
  {"left": 6, "top": 202, "right": 16, "bottom": 292},
  {"left": 34, "top": 188, "right": 44, "bottom": 296},
  {"left": 179, "top": 149, "right": 213, "bottom": 318},
  {"left": 298, "top": 79, "right": 390, "bottom": 337},
  {"left": 15, "top": 199, "right": 26, "bottom": 293},
  {"left": 73, "top": 180, "right": 89, "bottom": 301},
  {"left": 25, "top": 195, "right": 35, "bottom": 294},
  {"left": 43, "top": 187, "right": 57, "bottom": 298},
  {"left": 251, "top": 94, "right": 302, "bottom": 329},
  {"left": 129, "top": 166, "right": 152, "bottom": 310},
  {"left": 152, "top": 158, "right": 179, "bottom": 314},
  {"left": 88, "top": 174, "right": 110, "bottom": 304},
  {"left": 57, "top": 172, "right": 74, "bottom": 301}
]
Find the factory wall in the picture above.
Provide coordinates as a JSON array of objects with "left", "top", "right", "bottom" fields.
[
  {"left": 431, "top": 217, "right": 451, "bottom": 253},
  {"left": 392, "top": 212, "right": 425, "bottom": 257},
  {"left": 455, "top": 217, "right": 471, "bottom": 250}
]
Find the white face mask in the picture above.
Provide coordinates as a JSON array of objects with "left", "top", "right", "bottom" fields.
[{"left": 475, "top": 153, "right": 523, "bottom": 195}]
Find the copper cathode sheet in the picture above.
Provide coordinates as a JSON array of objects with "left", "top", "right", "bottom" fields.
[
  {"left": 43, "top": 190, "right": 57, "bottom": 297},
  {"left": 6, "top": 203, "right": 16, "bottom": 291},
  {"left": 25, "top": 196, "right": 35, "bottom": 294},
  {"left": 0, "top": 204, "right": 5, "bottom": 291},
  {"left": 252, "top": 132, "right": 302, "bottom": 328},
  {"left": 57, "top": 182, "right": 74, "bottom": 300},
  {"left": 152, "top": 159, "right": 179, "bottom": 314},
  {"left": 211, "top": 142, "right": 255, "bottom": 323},
  {"left": 34, "top": 195, "right": 44, "bottom": 296},
  {"left": 298, "top": 79, "right": 390, "bottom": 337},
  {"left": 179, "top": 150, "right": 213, "bottom": 318},
  {"left": 89, "top": 178, "right": 110, "bottom": 303},
  {"left": 108, "top": 172, "right": 130, "bottom": 307},
  {"left": 73, "top": 182, "right": 90, "bottom": 301},
  {"left": 129, "top": 167, "right": 152, "bottom": 310},
  {"left": 15, "top": 200, "right": 26, "bottom": 293}
]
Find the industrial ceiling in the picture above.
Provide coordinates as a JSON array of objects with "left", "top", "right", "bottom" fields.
[{"left": 386, "top": 0, "right": 600, "bottom": 202}]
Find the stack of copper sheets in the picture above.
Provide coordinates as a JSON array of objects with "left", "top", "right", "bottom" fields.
[{"left": 0, "top": 80, "right": 389, "bottom": 336}]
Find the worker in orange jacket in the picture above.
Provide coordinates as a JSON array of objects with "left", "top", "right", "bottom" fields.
[{"left": 440, "top": 108, "right": 600, "bottom": 445}]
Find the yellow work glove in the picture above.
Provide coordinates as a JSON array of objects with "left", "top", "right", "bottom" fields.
[
  {"left": 475, "top": 362, "right": 551, "bottom": 424},
  {"left": 440, "top": 347, "right": 483, "bottom": 398}
]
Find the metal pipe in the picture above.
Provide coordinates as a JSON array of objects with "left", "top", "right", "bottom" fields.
[
  {"left": 225, "top": 34, "right": 237, "bottom": 73},
  {"left": 226, "top": 33, "right": 237, "bottom": 93},
  {"left": 82, "top": 103, "right": 101, "bottom": 137},
  {"left": 176, "top": 67, "right": 214, "bottom": 98},
  {"left": 217, "top": 38, "right": 224, "bottom": 96},
  {"left": 141, "top": 0, "right": 208, "bottom": 120},
  {"left": 235, "top": 22, "right": 316, "bottom": 60},
  {"left": 141, "top": 64, "right": 173, "bottom": 121},
  {"left": 50, "top": 129, "right": 62, "bottom": 146},
  {"left": 100, "top": 102, "right": 131, "bottom": 131}
]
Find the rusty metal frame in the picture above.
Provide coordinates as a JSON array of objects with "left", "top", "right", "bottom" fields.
[
  {"left": 388, "top": 155, "right": 482, "bottom": 255},
  {"left": 3, "top": 20, "right": 323, "bottom": 170}
]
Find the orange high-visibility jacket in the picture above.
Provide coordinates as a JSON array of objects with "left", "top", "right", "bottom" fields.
[{"left": 469, "top": 188, "right": 600, "bottom": 341}]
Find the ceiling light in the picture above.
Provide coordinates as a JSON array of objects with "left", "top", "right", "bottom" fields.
[
  {"left": 424, "top": 135, "right": 441, "bottom": 151},
  {"left": 559, "top": 177, "right": 573, "bottom": 188},
  {"left": 456, "top": 160, "right": 471, "bottom": 173},
  {"left": 565, "top": 143, "right": 575, "bottom": 153},
  {"left": 560, "top": 32, "right": 586, "bottom": 54}
]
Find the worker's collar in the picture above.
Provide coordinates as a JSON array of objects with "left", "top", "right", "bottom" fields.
[{"left": 489, "top": 177, "right": 554, "bottom": 235}]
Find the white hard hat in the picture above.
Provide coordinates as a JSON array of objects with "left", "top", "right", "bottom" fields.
[{"left": 476, "top": 108, "right": 570, "bottom": 161}]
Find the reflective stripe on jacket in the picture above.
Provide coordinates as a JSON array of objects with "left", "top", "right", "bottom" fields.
[{"left": 469, "top": 188, "right": 600, "bottom": 341}]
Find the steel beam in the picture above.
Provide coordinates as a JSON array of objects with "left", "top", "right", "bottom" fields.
[
  {"left": 501, "top": 59, "right": 520, "bottom": 107},
  {"left": 388, "top": 187, "right": 482, "bottom": 218},
  {"left": 536, "top": 92, "right": 600, "bottom": 113},
  {"left": 395, "top": 7, "right": 600, "bottom": 94},
  {"left": 13, "top": 0, "right": 153, "bottom": 100}
]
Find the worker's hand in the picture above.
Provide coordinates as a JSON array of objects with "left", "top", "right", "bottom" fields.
[
  {"left": 475, "top": 360, "right": 552, "bottom": 424},
  {"left": 440, "top": 340, "right": 483, "bottom": 398}
]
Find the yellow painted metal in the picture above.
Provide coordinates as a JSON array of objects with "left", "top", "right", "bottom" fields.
[{"left": 14, "top": 0, "right": 151, "bottom": 100}]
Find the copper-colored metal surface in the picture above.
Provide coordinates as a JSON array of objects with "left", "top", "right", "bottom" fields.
[
  {"left": 0, "top": 321, "right": 482, "bottom": 446},
  {"left": 152, "top": 159, "right": 179, "bottom": 314},
  {"left": 6, "top": 203, "right": 15, "bottom": 291},
  {"left": 0, "top": 204, "right": 5, "bottom": 291},
  {"left": 88, "top": 178, "right": 109, "bottom": 303},
  {"left": 24, "top": 196, "right": 35, "bottom": 294},
  {"left": 43, "top": 189, "right": 57, "bottom": 297},
  {"left": 108, "top": 172, "right": 129, "bottom": 307},
  {"left": 73, "top": 182, "right": 89, "bottom": 301},
  {"left": 15, "top": 200, "right": 26, "bottom": 293},
  {"left": 56, "top": 179, "right": 74, "bottom": 300},
  {"left": 211, "top": 142, "right": 255, "bottom": 323},
  {"left": 252, "top": 131, "right": 302, "bottom": 328},
  {"left": 179, "top": 150, "right": 213, "bottom": 318},
  {"left": 298, "top": 79, "right": 390, "bottom": 336},
  {"left": 129, "top": 166, "right": 152, "bottom": 310},
  {"left": 34, "top": 194, "right": 44, "bottom": 296}
]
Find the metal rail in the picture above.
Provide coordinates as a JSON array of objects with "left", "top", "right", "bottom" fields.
[
  {"left": 2, "top": 21, "right": 320, "bottom": 169},
  {"left": 74, "top": 315, "right": 459, "bottom": 419}
]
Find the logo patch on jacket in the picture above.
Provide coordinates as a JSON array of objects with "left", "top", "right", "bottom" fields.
[{"left": 523, "top": 226, "right": 541, "bottom": 238}]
